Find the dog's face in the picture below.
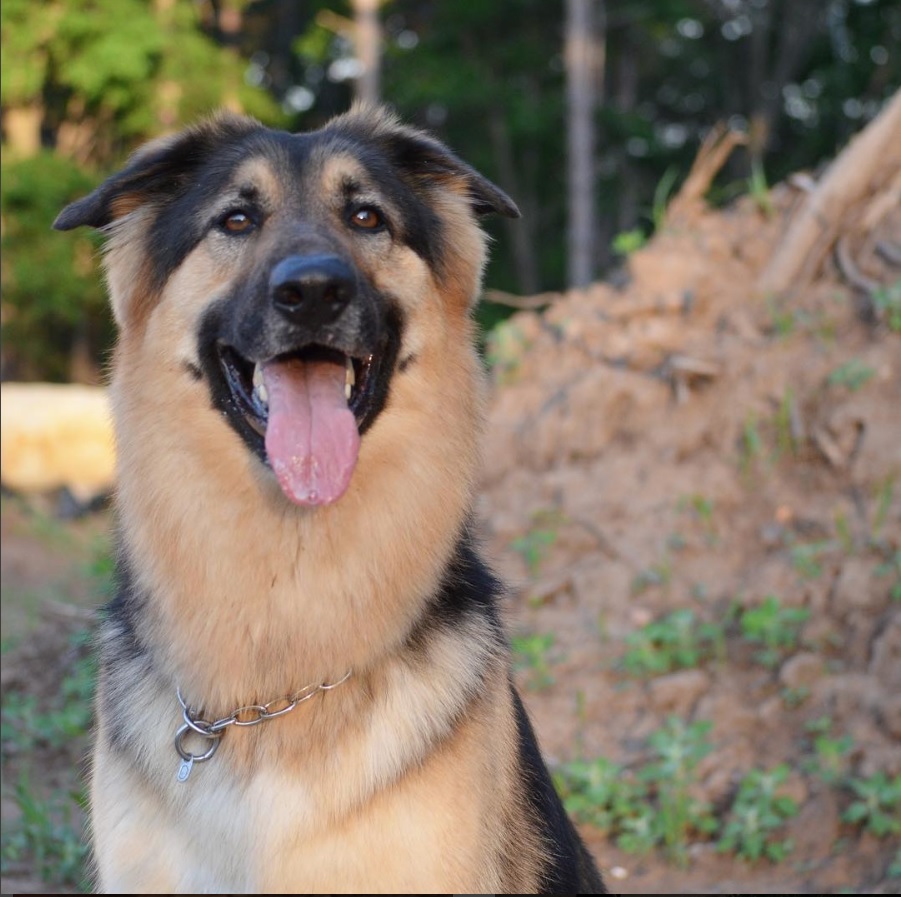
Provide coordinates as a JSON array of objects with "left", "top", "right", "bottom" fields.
[{"left": 56, "top": 108, "right": 518, "bottom": 508}]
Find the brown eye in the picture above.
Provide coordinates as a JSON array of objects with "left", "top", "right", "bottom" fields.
[
  {"left": 221, "top": 211, "right": 255, "bottom": 234},
  {"left": 350, "top": 207, "right": 383, "bottom": 230}
]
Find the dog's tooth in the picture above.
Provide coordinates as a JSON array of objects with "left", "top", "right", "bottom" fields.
[
  {"left": 252, "top": 365, "right": 268, "bottom": 406},
  {"left": 345, "top": 357, "right": 355, "bottom": 400}
]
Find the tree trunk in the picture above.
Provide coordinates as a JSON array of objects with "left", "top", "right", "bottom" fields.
[
  {"left": 488, "top": 113, "right": 541, "bottom": 296},
  {"left": 353, "top": 0, "right": 381, "bottom": 107},
  {"left": 759, "top": 89, "right": 901, "bottom": 294},
  {"left": 565, "top": 0, "right": 603, "bottom": 288}
]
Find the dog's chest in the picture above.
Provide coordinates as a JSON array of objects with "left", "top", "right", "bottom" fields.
[{"left": 141, "top": 763, "right": 490, "bottom": 893}]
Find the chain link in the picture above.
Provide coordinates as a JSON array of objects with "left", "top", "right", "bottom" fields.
[{"left": 174, "top": 670, "right": 352, "bottom": 776}]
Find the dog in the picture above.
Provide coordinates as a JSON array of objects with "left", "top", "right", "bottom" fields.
[{"left": 55, "top": 106, "right": 605, "bottom": 894}]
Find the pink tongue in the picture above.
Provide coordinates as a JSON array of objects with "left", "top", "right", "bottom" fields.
[{"left": 262, "top": 357, "right": 360, "bottom": 506}]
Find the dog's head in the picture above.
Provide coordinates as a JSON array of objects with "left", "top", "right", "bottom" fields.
[{"left": 56, "top": 108, "right": 518, "bottom": 508}]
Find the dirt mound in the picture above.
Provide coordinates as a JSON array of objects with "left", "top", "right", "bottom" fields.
[{"left": 480, "top": 99, "right": 900, "bottom": 891}]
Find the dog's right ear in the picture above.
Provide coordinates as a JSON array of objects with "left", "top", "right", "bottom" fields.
[{"left": 53, "top": 114, "right": 260, "bottom": 232}]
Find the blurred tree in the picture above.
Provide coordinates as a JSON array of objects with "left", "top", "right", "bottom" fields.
[
  {"left": 566, "top": 0, "right": 604, "bottom": 288},
  {"left": 353, "top": 0, "right": 383, "bottom": 105},
  {"left": 0, "top": 0, "right": 284, "bottom": 381}
]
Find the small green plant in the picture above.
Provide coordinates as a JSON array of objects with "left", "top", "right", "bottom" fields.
[
  {"left": 780, "top": 686, "right": 811, "bottom": 709},
  {"left": 554, "top": 756, "right": 642, "bottom": 832},
  {"left": 1, "top": 639, "right": 95, "bottom": 752},
  {"left": 555, "top": 716, "right": 717, "bottom": 865},
  {"left": 842, "top": 772, "right": 901, "bottom": 837},
  {"left": 622, "top": 609, "right": 724, "bottom": 677},
  {"left": 642, "top": 717, "right": 717, "bottom": 865},
  {"left": 766, "top": 295, "right": 796, "bottom": 338},
  {"left": 739, "top": 596, "right": 810, "bottom": 668},
  {"left": 834, "top": 510, "right": 855, "bottom": 554},
  {"left": 677, "top": 494, "right": 718, "bottom": 544},
  {"left": 773, "top": 388, "right": 800, "bottom": 458},
  {"left": 789, "top": 539, "right": 839, "bottom": 579},
  {"left": 874, "top": 549, "right": 901, "bottom": 602},
  {"left": 612, "top": 227, "right": 647, "bottom": 256},
  {"left": 0, "top": 775, "right": 89, "bottom": 889},
  {"left": 484, "top": 319, "right": 530, "bottom": 384},
  {"left": 510, "top": 509, "right": 564, "bottom": 577},
  {"left": 740, "top": 411, "right": 764, "bottom": 476},
  {"left": 717, "top": 764, "right": 798, "bottom": 862},
  {"left": 803, "top": 719, "right": 854, "bottom": 785},
  {"left": 872, "top": 279, "right": 901, "bottom": 332},
  {"left": 872, "top": 476, "right": 896, "bottom": 541},
  {"left": 630, "top": 555, "right": 674, "bottom": 596},
  {"left": 511, "top": 631, "right": 558, "bottom": 690},
  {"left": 0, "top": 629, "right": 95, "bottom": 889},
  {"left": 748, "top": 157, "right": 775, "bottom": 217},
  {"left": 827, "top": 359, "right": 876, "bottom": 392},
  {"left": 889, "top": 845, "right": 901, "bottom": 878},
  {"left": 651, "top": 166, "right": 680, "bottom": 230}
]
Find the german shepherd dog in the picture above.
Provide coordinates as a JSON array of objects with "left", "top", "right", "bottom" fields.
[{"left": 55, "top": 106, "right": 605, "bottom": 894}]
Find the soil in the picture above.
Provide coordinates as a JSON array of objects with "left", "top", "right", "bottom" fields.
[{"left": 1, "top": 148, "right": 899, "bottom": 893}]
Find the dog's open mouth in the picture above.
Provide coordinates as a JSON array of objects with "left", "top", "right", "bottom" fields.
[{"left": 217, "top": 344, "right": 381, "bottom": 507}]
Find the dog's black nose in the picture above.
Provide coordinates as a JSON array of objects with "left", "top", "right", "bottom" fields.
[{"left": 270, "top": 255, "right": 355, "bottom": 326}]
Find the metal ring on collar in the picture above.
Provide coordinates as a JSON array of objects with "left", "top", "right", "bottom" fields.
[{"left": 174, "top": 724, "right": 222, "bottom": 763}]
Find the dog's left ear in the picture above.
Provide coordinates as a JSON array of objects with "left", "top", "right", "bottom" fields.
[
  {"left": 53, "top": 114, "right": 260, "bottom": 232},
  {"left": 387, "top": 130, "right": 521, "bottom": 220}
]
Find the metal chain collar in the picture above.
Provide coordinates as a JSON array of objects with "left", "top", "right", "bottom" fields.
[{"left": 174, "top": 670, "right": 352, "bottom": 782}]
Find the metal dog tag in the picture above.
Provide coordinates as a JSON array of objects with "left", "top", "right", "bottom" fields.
[{"left": 177, "top": 756, "right": 194, "bottom": 782}]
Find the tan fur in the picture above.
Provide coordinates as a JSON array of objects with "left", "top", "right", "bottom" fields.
[{"left": 67, "top": 109, "right": 598, "bottom": 894}]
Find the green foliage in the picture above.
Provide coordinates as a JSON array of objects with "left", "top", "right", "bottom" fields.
[
  {"left": 553, "top": 755, "right": 640, "bottom": 832},
  {"left": 0, "top": 0, "right": 283, "bottom": 379},
  {"left": 842, "top": 773, "right": 901, "bottom": 838},
  {"left": 872, "top": 476, "right": 896, "bottom": 541},
  {"left": 642, "top": 717, "right": 717, "bottom": 865},
  {"left": 889, "top": 846, "right": 901, "bottom": 878},
  {"left": 555, "top": 716, "right": 716, "bottom": 865},
  {"left": 622, "top": 609, "right": 724, "bottom": 677},
  {"left": 678, "top": 493, "right": 718, "bottom": 544},
  {"left": 0, "top": 152, "right": 110, "bottom": 380},
  {"left": 484, "top": 319, "right": 531, "bottom": 384},
  {"left": 510, "top": 509, "right": 563, "bottom": 577},
  {"left": 789, "top": 540, "right": 839, "bottom": 579},
  {"left": 773, "top": 388, "right": 800, "bottom": 459},
  {"left": 802, "top": 717, "right": 854, "bottom": 785},
  {"left": 874, "top": 549, "right": 901, "bottom": 602},
  {"left": 1, "top": 626, "right": 95, "bottom": 890},
  {"left": 511, "top": 632, "right": 558, "bottom": 690},
  {"left": 739, "top": 596, "right": 810, "bottom": 668},
  {"left": 766, "top": 295, "right": 797, "bottom": 337},
  {"left": 747, "top": 158, "right": 775, "bottom": 217},
  {"left": 0, "top": 775, "right": 89, "bottom": 890},
  {"left": 612, "top": 228, "right": 648, "bottom": 256},
  {"left": 717, "top": 765, "right": 798, "bottom": 862},
  {"left": 872, "top": 280, "right": 901, "bottom": 332},
  {"left": 1, "top": 643, "right": 95, "bottom": 754},
  {"left": 740, "top": 411, "right": 764, "bottom": 476},
  {"left": 827, "top": 359, "right": 876, "bottom": 392}
]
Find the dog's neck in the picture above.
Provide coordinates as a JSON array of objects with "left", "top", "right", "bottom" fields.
[{"left": 109, "top": 324, "right": 486, "bottom": 705}]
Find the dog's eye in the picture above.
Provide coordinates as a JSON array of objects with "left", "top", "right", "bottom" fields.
[
  {"left": 349, "top": 207, "right": 383, "bottom": 231},
  {"left": 220, "top": 211, "right": 256, "bottom": 235}
]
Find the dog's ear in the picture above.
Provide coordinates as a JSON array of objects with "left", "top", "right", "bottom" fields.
[
  {"left": 331, "top": 106, "right": 520, "bottom": 220},
  {"left": 53, "top": 113, "right": 260, "bottom": 232},
  {"left": 386, "top": 129, "right": 521, "bottom": 220}
]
